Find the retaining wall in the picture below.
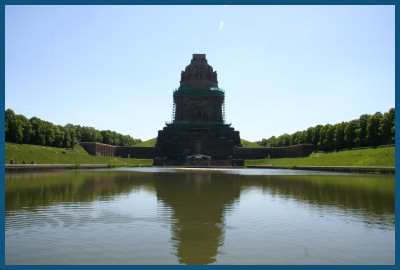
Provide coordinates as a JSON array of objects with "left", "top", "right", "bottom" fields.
[
  {"left": 80, "top": 142, "right": 314, "bottom": 160},
  {"left": 80, "top": 142, "right": 156, "bottom": 159},
  {"left": 232, "top": 144, "right": 314, "bottom": 159}
]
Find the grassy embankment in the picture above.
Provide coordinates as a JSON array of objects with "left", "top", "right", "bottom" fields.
[
  {"left": 240, "top": 139, "right": 263, "bottom": 147},
  {"left": 6, "top": 141, "right": 395, "bottom": 170},
  {"left": 5, "top": 143, "right": 153, "bottom": 167},
  {"left": 245, "top": 146, "right": 395, "bottom": 167},
  {"left": 134, "top": 138, "right": 157, "bottom": 146}
]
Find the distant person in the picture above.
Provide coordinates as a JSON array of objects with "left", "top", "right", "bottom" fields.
[
  {"left": 22, "top": 160, "right": 26, "bottom": 164},
  {"left": 15, "top": 161, "right": 19, "bottom": 164},
  {"left": 31, "top": 160, "right": 34, "bottom": 164},
  {"left": 10, "top": 157, "right": 14, "bottom": 164}
]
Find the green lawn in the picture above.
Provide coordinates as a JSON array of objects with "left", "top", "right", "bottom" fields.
[
  {"left": 134, "top": 137, "right": 157, "bottom": 146},
  {"left": 240, "top": 139, "right": 263, "bottom": 147},
  {"left": 5, "top": 143, "right": 153, "bottom": 167},
  {"left": 7, "top": 142, "right": 394, "bottom": 168},
  {"left": 245, "top": 146, "right": 395, "bottom": 167}
]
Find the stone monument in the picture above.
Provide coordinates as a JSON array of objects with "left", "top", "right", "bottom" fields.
[
  {"left": 154, "top": 54, "right": 243, "bottom": 166},
  {"left": 80, "top": 54, "right": 314, "bottom": 165}
]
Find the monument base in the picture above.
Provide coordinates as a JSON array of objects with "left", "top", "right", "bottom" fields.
[
  {"left": 153, "top": 158, "right": 244, "bottom": 167},
  {"left": 154, "top": 123, "right": 242, "bottom": 167}
]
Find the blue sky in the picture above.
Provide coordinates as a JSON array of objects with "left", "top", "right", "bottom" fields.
[{"left": 5, "top": 5, "right": 395, "bottom": 141}]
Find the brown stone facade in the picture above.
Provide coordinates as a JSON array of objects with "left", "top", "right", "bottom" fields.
[
  {"left": 80, "top": 142, "right": 116, "bottom": 157},
  {"left": 232, "top": 144, "right": 314, "bottom": 160},
  {"left": 174, "top": 95, "right": 224, "bottom": 122},
  {"left": 80, "top": 142, "right": 156, "bottom": 159},
  {"left": 154, "top": 123, "right": 241, "bottom": 166},
  {"left": 180, "top": 54, "right": 218, "bottom": 88}
]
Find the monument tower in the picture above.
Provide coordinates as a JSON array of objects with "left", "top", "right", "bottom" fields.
[{"left": 154, "top": 54, "right": 243, "bottom": 166}]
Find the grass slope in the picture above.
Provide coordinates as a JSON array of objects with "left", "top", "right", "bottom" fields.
[
  {"left": 134, "top": 138, "right": 157, "bottom": 146},
  {"left": 5, "top": 143, "right": 152, "bottom": 167},
  {"left": 245, "top": 146, "right": 395, "bottom": 167},
  {"left": 240, "top": 139, "right": 263, "bottom": 147}
]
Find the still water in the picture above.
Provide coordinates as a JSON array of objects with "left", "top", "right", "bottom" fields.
[{"left": 5, "top": 168, "right": 395, "bottom": 265}]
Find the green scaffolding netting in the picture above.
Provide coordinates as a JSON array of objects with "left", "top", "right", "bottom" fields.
[
  {"left": 166, "top": 121, "right": 231, "bottom": 125},
  {"left": 173, "top": 87, "right": 225, "bottom": 97}
]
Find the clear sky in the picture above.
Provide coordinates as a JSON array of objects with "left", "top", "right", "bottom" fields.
[{"left": 5, "top": 5, "right": 395, "bottom": 142}]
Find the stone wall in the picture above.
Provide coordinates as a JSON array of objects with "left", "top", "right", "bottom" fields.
[
  {"left": 232, "top": 144, "right": 314, "bottom": 159},
  {"left": 80, "top": 142, "right": 314, "bottom": 161},
  {"left": 79, "top": 142, "right": 156, "bottom": 159},
  {"left": 80, "top": 142, "right": 116, "bottom": 157},
  {"left": 116, "top": 146, "right": 157, "bottom": 159}
]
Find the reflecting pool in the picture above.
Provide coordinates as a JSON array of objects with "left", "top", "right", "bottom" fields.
[{"left": 5, "top": 168, "right": 395, "bottom": 265}]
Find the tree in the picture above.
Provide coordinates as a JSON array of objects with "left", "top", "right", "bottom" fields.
[
  {"left": 101, "top": 130, "right": 113, "bottom": 145},
  {"left": 319, "top": 124, "right": 335, "bottom": 151},
  {"left": 9, "top": 115, "right": 30, "bottom": 143},
  {"left": 357, "top": 114, "right": 371, "bottom": 147},
  {"left": 64, "top": 124, "right": 78, "bottom": 148},
  {"left": 5, "top": 110, "right": 142, "bottom": 148},
  {"left": 276, "top": 133, "right": 291, "bottom": 147},
  {"left": 334, "top": 122, "right": 346, "bottom": 150},
  {"left": 80, "top": 127, "right": 102, "bottom": 142},
  {"left": 30, "top": 117, "right": 47, "bottom": 145},
  {"left": 53, "top": 125, "right": 65, "bottom": 148},
  {"left": 366, "top": 112, "right": 383, "bottom": 147},
  {"left": 305, "top": 127, "right": 314, "bottom": 144},
  {"left": 344, "top": 120, "right": 358, "bottom": 148},
  {"left": 291, "top": 130, "right": 306, "bottom": 145},
  {"left": 5, "top": 109, "right": 15, "bottom": 142},
  {"left": 43, "top": 121, "right": 56, "bottom": 146},
  {"left": 312, "top": 125, "right": 323, "bottom": 149},
  {"left": 381, "top": 108, "right": 395, "bottom": 144}
]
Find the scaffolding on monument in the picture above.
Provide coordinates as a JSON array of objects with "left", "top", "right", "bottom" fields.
[
  {"left": 171, "top": 97, "right": 176, "bottom": 121},
  {"left": 222, "top": 100, "right": 226, "bottom": 121}
]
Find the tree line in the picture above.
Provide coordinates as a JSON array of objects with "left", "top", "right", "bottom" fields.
[
  {"left": 257, "top": 108, "right": 395, "bottom": 151},
  {"left": 5, "top": 109, "right": 142, "bottom": 148}
]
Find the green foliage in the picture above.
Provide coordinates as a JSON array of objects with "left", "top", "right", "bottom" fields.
[
  {"left": 381, "top": 108, "right": 395, "bottom": 144},
  {"left": 319, "top": 124, "right": 335, "bottom": 151},
  {"left": 5, "top": 142, "right": 152, "bottom": 167},
  {"left": 5, "top": 109, "right": 32, "bottom": 144},
  {"left": 334, "top": 122, "right": 346, "bottom": 150},
  {"left": 245, "top": 146, "right": 395, "bottom": 167},
  {"left": 257, "top": 108, "right": 395, "bottom": 151},
  {"left": 366, "top": 112, "right": 383, "bottom": 146},
  {"left": 5, "top": 109, "right": 142, "bottom": 148},
  {"left": 357, "top": 114, "right": 370, "bottom": 147},
  {"left": 312, "top": 125, "right": 323, "bottom": 147},
  {"left": 344, "top": 120, "right": 358, "bottom": 148}
]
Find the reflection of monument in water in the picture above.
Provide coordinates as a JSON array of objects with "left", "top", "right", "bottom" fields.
[
  {"left": 154, "top": 173, "right": 241, "bottom": 264},
  {"left": 152, "top": 173, "right": 394, "bottom": 264},
  {"left": 154, "top": 54, "right": 243, "bottom": 166}
]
